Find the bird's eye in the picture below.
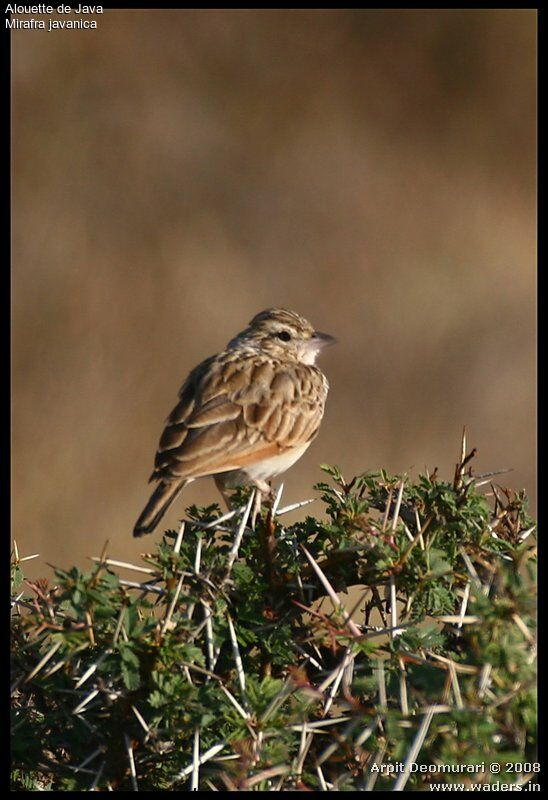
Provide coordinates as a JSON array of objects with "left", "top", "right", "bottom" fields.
[{"left": 276, "top": 331, "right": 292, "bottom": 342}]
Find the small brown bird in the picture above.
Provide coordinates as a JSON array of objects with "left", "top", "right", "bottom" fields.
[{"left": 133, "top": 308, "right": 335, "bottom": 536}]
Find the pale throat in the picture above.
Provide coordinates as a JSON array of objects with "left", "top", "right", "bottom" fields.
[{"left": 299, "top": 343, "right": 322, "bottom": 365}]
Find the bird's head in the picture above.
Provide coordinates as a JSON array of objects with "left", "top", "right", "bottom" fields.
[{"left": 229, "top": 308, "right": 336, "bottom": 365}]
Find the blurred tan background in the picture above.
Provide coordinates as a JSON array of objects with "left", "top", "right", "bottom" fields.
[{"left": 11, "top": 9, "right": 536, "bottom": 578}]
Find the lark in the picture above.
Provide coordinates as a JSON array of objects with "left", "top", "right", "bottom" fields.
[{"left": 133, "top": 308, "right": 335, "bottom": 536}]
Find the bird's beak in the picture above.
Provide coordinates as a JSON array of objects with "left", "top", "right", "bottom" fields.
[{"left": 313, "top": 331, "right": 337, "bottom": 348}]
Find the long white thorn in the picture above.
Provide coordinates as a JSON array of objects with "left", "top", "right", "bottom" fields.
[
  {"left": 276, "top": 498, "right": 315, "bottom": 516},
  {"left": 191, "top": 728, "right": 200, "bottom": 791},
  {"left": 301, "top": 546, "right": 362, "bottom": 637},
  {"left": 25, "top": 640, "right": 63, "bottom": 683},
  {"left": 223, "top": 491, "right": 255, "bottom": 582},
  {"left": 172, "top": 742, "right": 227, "bottom": 783},
  {"left": 173, "top": 521, "right": 186, "bottom": 554},
  {"left": 271, "top": 483, "right": 285, "bottom": 516},
  {"left": 392, "top": 707, "right": 435, "bottom": 791},
  {"left": 227, "top": 614, "right": 248, "bottom": 706},
  {"left": 124, "top": 733, "right": 138, "bottom": 791}
]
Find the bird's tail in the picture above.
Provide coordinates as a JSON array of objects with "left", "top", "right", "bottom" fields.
[{"left": 133, "top": 480, "right": 187, "bottom": 537}]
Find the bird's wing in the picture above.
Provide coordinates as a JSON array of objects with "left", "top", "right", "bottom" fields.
[{"left": 151, "top": 353, "right": 327, "bottom": 482}]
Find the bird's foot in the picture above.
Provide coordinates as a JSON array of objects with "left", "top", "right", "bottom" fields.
[{"left": 250, "top": 480, "right": 274, "bottom": 528}]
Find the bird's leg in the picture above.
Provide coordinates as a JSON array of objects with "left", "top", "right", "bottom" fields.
[
  {"left": 215, "top": 475, "right": 273, "bottom": 528},
  {"left": 250, "top": 479, "right": 272, "bottom": 528},
  {"left": 250, "top": 487, "right": 263, "bottom": 529},
  {"left": 214, "top": 476, "right": 234, "bottom": 511},
  {"left": 253, "top": 478, "right": 272, "bottom": 495}
]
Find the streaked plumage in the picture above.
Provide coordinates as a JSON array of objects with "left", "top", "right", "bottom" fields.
[{"left": 133, "top": 308, "right": 334, "bottom": 536}]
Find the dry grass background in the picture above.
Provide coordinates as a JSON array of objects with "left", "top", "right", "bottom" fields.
[{"left": 11, "top": 9, "right": 536, "bottom": 579}]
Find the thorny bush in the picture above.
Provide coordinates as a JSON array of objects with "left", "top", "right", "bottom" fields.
[{"left": 11, "top": 444, "right": 537, "bottom": 791}]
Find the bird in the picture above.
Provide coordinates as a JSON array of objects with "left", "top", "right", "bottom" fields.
[{"left": 133, "top": 308, "right": 335, "bottom": 537}]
